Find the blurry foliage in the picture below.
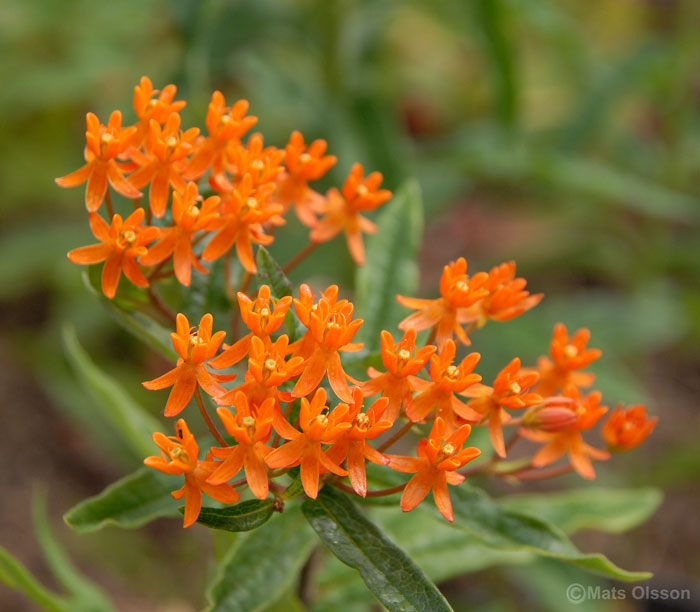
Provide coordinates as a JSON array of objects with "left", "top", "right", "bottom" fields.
[{"left": 1, "top": 0, "right": 699, "bottom": 610}]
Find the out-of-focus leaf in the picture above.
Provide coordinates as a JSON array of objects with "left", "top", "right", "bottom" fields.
[
  {"left": 82, "top": 270, "right": 177, "bottom": 360},
  {"left": 0, "top": 546, "right": 71, "bottom": 612},
  {"left": 443, "top": 485, "right": 652, "bottom": 581},
  {"left": 64, "top": 468, "right": 179, "bottom": 533},
  {"left": 500, "top": 487, "right": 662, "bottom": 535},
  {"left": 303, "top": 487, "right": 453, "bottom": 612},
  {"left": 62, "top": 325, "right": 162, "bottom": 461},
  {"left": 32, "top": 492, "right": 116, "bottom": 612},
  {"left": 205, "top": 504, "right": 315, "bottom": 612},
  {"left": 355, "top": 179, "right": 423, "bottom": 352},
  {"left": 185, "top": 500, "right": 275, "bottom": 532}
]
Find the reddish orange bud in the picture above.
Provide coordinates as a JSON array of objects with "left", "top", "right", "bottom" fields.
[
  {"left": 602, "top": 404, "right": 657, "bottom": 452},
  {"left": 523, "top": 402, "right": 577, "bottom": 432}
]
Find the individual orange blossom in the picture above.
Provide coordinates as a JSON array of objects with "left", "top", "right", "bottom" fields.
[
  {"left": 56, "top": 111, "right": 141, "bottom": 211},
  {"left": 310, "top": 163, "right": 392, "bottom": 265},
  {"left": 142, "top": 313, "right": 234, "bottom": 417},
  {"left": 459, "top": 261, "right": 543, "bottom": 328},
  {"left": 291, "top": 285, "right": 364, "bottom": 402},
  {"left": 326, "top": 388, "right": 393, "bottom": 497},
  {"left": 128, "top": 114, "right": 200, "bottom": 217},
  {"left": 207, "top": 394, "right": 275, "bottom": 498},
  {"left": 602, "top": 404, "right": 657, "bottom": 452},
  {"left": 184, "top": 92, "right": 257, "bottom": 180},
  {"left": 276, "top": 130, "right": 337, "bottom": 227},
  {"left": 202, "top": 173, "right": 283, "bottom": 273},
  {"left": 465, "top": 358, "right": 542, "bottom": 457},
  {"left": 521, "top": 397, "right": 578, "bottom": 432},
  {"left": 397, "top": 258, "right": 489, "bottom": 349},
  {"left": 388, "top": 417, "right": 481, "bottom": 522},
  {"left": 534, "top": 323, "right": 602, "bottom": 396},
  {"left": 405, "top": 340, "right": 482, "bottom": 432},
  {"left": 139, "top": 182, "right": 220, "bottom": 286},
  {"left": 361, "top": 329, "right": 437, "bottom": 422},
  {"left": 226, "top": 133, "right": 285, "bottom": 187},
  {"left": 519, "top": 386, "right": 609, "bottom": 479},
  {"left": 144, "top": 419, "right": 239, "bottom": 528},
  {"left": 216, "top": 335, "right": 304, "bottom": 409},
  {"left": 67, "top": 208, "right": 159, "bottom": 299},
  {"left": 132, "top": 76, "right": 186, "bottom": 147},
  {"left": 266, "top": 388, "right": 350, "bottom": 498},
  {"left": 209, "top": 285, "right": 292, "bottom": 369}
]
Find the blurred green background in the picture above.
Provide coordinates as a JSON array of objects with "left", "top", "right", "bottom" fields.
[{"left": 1, "top": 0, "right": 699, "bottom": 610}]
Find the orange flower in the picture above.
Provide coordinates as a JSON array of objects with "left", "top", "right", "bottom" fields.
[
  {"left": 326, "top": 388, "right": 393, "bottom": 497},
  {"left": 209, "top": 285, "right": 292, "bottom": 369},
  {"left": 128, "top": 114, "right": 200, "bottom": 217},
  {"left": 535, "top": 323, "right": 602, "bottom": 396},
  {"left": 405, "top": 340, "right": 482, "bottom": 432},
  {"left": 602, "top": 404, "right": 657, "bottom": 452},
  {"left": 397, "top": 258, "right": 489, "bottom": 349},
  {"left": 466, "top": 358, "right": 542, "bottom": 457},
  {"left": 139, "top": 182, "right": 220, "bottom": 286},
  {"left": 184, "top": 92, "right": 257, "bottom": 180},
  {"left": 361, "top": 329, "right": 436, "bottom": 422},
  {"left": 142, "top": 313, "right": 233, "bottom": 417},
  {"left": 266, "top": 388, "right": 350, "bottom": 498},
  {"left": 216, "top": 335, "right": 304, "bottom": 409},
  {"left": 132, "top": 76, "right": 186, "bottom": 147},
  {"left": 310, "top": 163, "right": 392, "bottom": 265},
  {"left": 388, "top": 418, "right": 481, "bottom": 522},
  {"left": 276, "top": 131, "right": 337, "bottom": 227},
  {"left": 201, "top": 173, "right": 283, "bottom": 272},
  {"left": 144, "top": 419, "right": 239, "bottom": 527},
  {"left": 291, "top": 284, "right": 364, "bottom": 402},
  {"left": 207, "top": 393, "right": 275, "bottom": 499},
  {"left": 67, "top": 208, "right": 158, "bottom": 299},
  {"left": 460, "top": 261, "right": 543, "bottom": 327},
  {"left": 56, "top": 111, "right": 141, "bottom": 211},
  {"left": 226, "top": 133, "right": 285, "bottom": 187},
  {"left": 520, "top": 387, "right": 609, "bottom": 479}
]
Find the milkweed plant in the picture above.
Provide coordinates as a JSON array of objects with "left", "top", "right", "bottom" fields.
[{"left": 7, "top": 77, "right": 662, "bottom": 612}]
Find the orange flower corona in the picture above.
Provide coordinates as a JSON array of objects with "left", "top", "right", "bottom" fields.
[
  {"left": 397, "top": 258, "right": 489, "bottom": 349},
  {"left": 56, "top": 111, "right": 142, "bottom": 211},
  {"left": 67, "top": 208, "right": 158, "bottom": 299},
  {"left": 265, "top": 389, "right": 351, "bottom": 498},
  {"left": 142, "top": 313, "right": 234, "bottom": 417},
  {"left": 132, "top": 76, "right": 186, "bottom": 147},
  {"left": 602, "top": 404, "right": 657, "bottom": 452},
  {"left": 310, "top": 163, "right": 391, "bottom": 265},
  {"left": 144, "top": 419, "right": 239, "bottom": 527},
  {"left": 388, "top": 418, "right": 481, "bottom": 522}
]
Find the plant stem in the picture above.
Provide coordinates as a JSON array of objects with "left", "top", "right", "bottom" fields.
[
  {"left": 507, "top": 464, "right": 574, "bottom": 481},
  {"left": 283, "top": 241, "right": 318, "bottom": 275},
  {"left": 194, "top": 387, "right": 228, "bottom": 447},
  {"left": 377, "top": 419, "right": 415, "bottom": 452},
  {"left": 332, "top": 481, "right": 407, "bottom": 498},
  {"left": 105, "top": 190, "right": 115, "bottom": 218},
  {"left": 147, "top": 285, "right": 177, "bottom": 323}
]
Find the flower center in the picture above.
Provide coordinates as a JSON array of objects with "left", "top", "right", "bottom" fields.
[
  {"left": 251, "top": 159, "right": 265, "bottom": 171},
  {"left": 353, "top": 413, "right": 370, "bottom": 431},
  {"left": 564, "top": 344, "right": 578, "bottom": 358},
  {"left": 356, "top": 184, "right": 368, "bottom": 197},
  {"left": 299, "top": 153, "right": 312, "bottom": 164},
  {"left": 170, "top": 446, "right": 191, "bottom": 464},
  {"left": 445, "top": 365, "right": 459, "bottom": 381},
  {"left": 509, "top": 381, "right": 522, "bottom": 394},
  {"left": 242, "top": 416, "right": 255, "bottom": 428},
  {"left": 436, "top": 443, "right": 456, "bottom": 463},
  {"left": 116, "top": 229, "right": 136, "bottom": 249},
  {"left": 100, "top": 132, "right": 114, "bottom": 155}
]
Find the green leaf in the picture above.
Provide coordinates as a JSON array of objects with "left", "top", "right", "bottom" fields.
[
  {"left": 32, "top": 492, "right": 116, "bottom": 611},
  {"left": 303, "top": 487, "right": 453, "bottom": 612},
  {"left": 82, "top": 270, "right": 177, "bottom": 360},
  {"left": 62, "top": 325, "right": 162, "bottom": 461},
  {"left": 205, "top": 504, "right": 315, "bottom": 612},
  {"left": 64, "top": 467, "right": 179, "bottom": 533},
  {"left": 355, "top": 179, "right": 423, "bottom": 352},
  {"left": 184, "top": 500, "right": 275, "bottom": 532},
  {"left": 256, "top": 246, "right": 305, "bottom": 341},
  {"left": 443, "top": 484, "right": 652, "bottom": 581},
  {"left": 500, "top": 487, "right": 662, "bottom": 535}
]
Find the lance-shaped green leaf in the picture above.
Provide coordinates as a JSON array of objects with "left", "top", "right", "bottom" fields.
[
  {"left": 442, "top": 484, "right": 652, "bottom": 581},
  {"left": 82, "top": 269, "right": 177, "bottom": 360},
  {"left": 184, "top": 500, "right": 275, "bottom": 532},
  {"left": 205, "top": 505, "right": 315, "bottom": 612},
  {"left": 64, "top": 468, "right": 179, "bottom": 533},
  {"left": 355, "top": 179, "right": 423, "bottom": 352},
  {"left": 500, "top": 487, "right": 662, "bottom": 535},
  {"left": 62, "top": 325, "right": 162, "bottom": 462},
  {"left": 303, "top": 487, "right": 453, "bottom": 612},
  {"left": 256, "top": 246, "right": 305, "bottom": 341}
]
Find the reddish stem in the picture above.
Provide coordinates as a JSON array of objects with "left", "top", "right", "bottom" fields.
[
  {"left": 377, "top": 419, "right": 415, "bottom": 453},
  {"left": 194, "top": 387, "right": 228, "bottom": 447},
  {"left": 283, "top": 241, "right": 319, "bottom": 275},
  {"left": 332, "top": 481, "right": 407, "bottom": 498}
]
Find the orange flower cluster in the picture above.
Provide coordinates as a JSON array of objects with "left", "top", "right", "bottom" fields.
[
  {"left": 59, "top": 78, "right": 657, "bottom": 529},
  {"left": 60, "top": 77, "right": 393, "bottom": 299}
]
